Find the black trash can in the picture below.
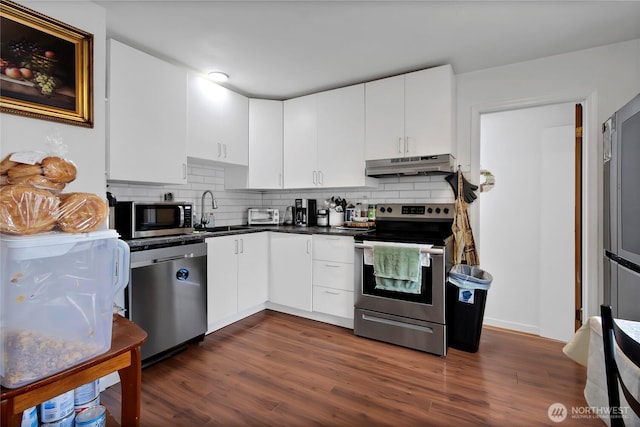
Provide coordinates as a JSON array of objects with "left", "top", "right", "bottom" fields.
[{"left": 446, "top": 264, "right": 493, "bottom": 353}]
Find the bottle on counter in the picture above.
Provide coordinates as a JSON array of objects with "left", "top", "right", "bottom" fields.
[
  {"left": 367, "top": 204, "right": 376, "bottom": 220},
  {"left": 358, "top": 196, "right": 369, "bottom": 218}
]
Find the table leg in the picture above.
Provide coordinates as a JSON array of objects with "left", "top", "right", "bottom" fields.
[
  {"left": 118, "top": 347, "right": 142, "bottom": 427},
  {"left": 1, "top": 398, "right": 23, "bottom": 427}
]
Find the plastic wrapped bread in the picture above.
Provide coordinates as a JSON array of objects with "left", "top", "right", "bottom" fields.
[
  {"left": 0, "top": 184, "right": 60, "bottom": 235},
  {"left": 57, "top": 192, "right": 108, "bottom": 233}
]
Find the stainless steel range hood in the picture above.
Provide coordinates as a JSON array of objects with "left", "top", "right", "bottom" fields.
[{"left": 366, "top": 154, "right": 455, "bottom": 177}]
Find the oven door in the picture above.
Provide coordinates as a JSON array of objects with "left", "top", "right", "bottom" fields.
[{"left": 354, "top": 243, "right": 446, "bottom": 325}]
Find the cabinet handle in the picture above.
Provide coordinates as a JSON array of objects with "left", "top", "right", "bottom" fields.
[
  {"left": 405, "top": 137, "right": 409, "bottom": 154},
  {"left": 217, "top": 143, "right": 222, "bottom": 158},
  {"left": 240, "top": 238, "right": 244, "bottom": 254},
  {"left": 279, "top": 173, "right": 282, "bottom": 187},
  {"left": 325, "top": 290, "right": 340, "bottom": 295},
  {"left": 306, "top": 240, "right": 311, "bottom": 254},
  {"left": 312, "top": 170, "right": 317, "bottom": 185},
  {"left": 223, "top": 143, "right": 228, "bottom": 159},
  {"left": 397, "top": 138, "right": 403, "bottom": 154},
  {"left": 234, "top": 239, "right": 239, "bottom": 254},
  {"left": 324, "top": 263, "right": 340, "bottom": 268},
  {"left": 182, "top": 163, "right": 187, "bottom": 179},
  {"left": 318, "top": 170, "right": 324, "bottom": 186}
]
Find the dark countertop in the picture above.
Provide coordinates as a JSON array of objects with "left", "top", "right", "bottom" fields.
[
  {"left": 125, "top": 224, "right": 373, "bottom": 249},
  {"left": 239, "top": 224, "right": 373, "bottom": 237}
]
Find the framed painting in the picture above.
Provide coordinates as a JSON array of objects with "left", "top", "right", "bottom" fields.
[{"left": 0, "top": 0, "right": 93, "bottom": 127}]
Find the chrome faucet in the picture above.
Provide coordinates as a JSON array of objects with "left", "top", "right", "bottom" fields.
[{"left": 200, "top": 190, "right": 218, "bottom": 225}]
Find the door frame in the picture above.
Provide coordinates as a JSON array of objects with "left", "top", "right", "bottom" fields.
[{"left": 469, "top": 90, "right": 599, "bottom": 323}]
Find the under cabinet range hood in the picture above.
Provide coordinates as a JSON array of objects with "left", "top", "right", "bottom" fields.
[{"left": 365, "top": 154, "right": 455, "bottom": 177}]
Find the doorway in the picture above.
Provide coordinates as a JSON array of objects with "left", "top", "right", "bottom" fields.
[{"left": 479, "top": 102, "right": 579, "bottom": 342}]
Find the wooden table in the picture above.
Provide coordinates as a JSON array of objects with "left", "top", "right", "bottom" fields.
[{"left": 1, "top": 315, "right": 147, "bottom": 427}]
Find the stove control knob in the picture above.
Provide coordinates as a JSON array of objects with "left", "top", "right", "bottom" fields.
[
  {"left": 387, "top": 207, "right": 393, "bottom": 213},
  {"left": 380, "top": 207, "right": 386, "bottom": 213},
  {"left": 427, "top": 207, "right": 433, "bottom": 214},
  {"left": 444, "top": 208, "right": 449, "bottom": 214},
  {"left": 435, "top": 208, "right": 441, "bottom": 214}
]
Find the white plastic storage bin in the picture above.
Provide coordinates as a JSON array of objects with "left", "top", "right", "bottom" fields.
[{"left": 1, "top": 230, "right": 129, "bottom": 388}]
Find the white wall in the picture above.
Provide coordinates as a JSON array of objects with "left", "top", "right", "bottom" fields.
[
  {"left": 457, "top": 38, "right": 640, "bottom": 320},
  {"left": 0, "top": 1, "right": 106, "bottom": 196},
  {"left": 106, "top": 158, "right": 263, "bottom": 227}
]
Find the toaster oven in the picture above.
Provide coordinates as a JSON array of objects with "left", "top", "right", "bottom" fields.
[{"left": 248, "top": 208, "right": 280, "bottom": 225}]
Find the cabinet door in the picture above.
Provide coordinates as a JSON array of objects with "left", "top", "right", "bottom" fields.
[
  {"left": 248, "top": 99, "right": 283, "bottom": 188},
  {"left": 313, "top": 286, "right": 354, "bottom": 319},
  {"left": 269, "top": 233, "right": 312, "bottom": 311},
  {"left": 317, "top": 84, "right": 366, "bottom": 187},
  {"left": 364, "top": 74, "right": 405, "bottom": 161},
  {"left": 108, "top": 39, "right": 187, "bottom": 184},
  {"left": 238, "top": 233, "right": 269, "bottom": 311},
  {"left": 283, "top": 94, "right": 317, "bottom": 188},
  {"left": 312, "top": 261, "right": 354, "bottom": 292},
  {"left": 186, "top": 72, "right": 221, "bottom": 160},
  {"left": 206, "top": 236, "right": 239, "bottom": 326},
  {"left": 312, "top": 235, "right": 354, "bottom": 263},
  {"left": 405, "top": 65, "right": 455, "bottom": 157},
  {"left": 219, "top": 89, "right": 249, "bottom": 166}
]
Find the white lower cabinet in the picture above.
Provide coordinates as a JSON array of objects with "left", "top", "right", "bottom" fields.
[
  {"left": 269, "top": 233, "right": 312, "bottom": 311},
  {"left": 206, "top": 232, "right": 268, "bottom": 331},
  {"left": 312, "top": 286, "right": 354, "bottom": 319},
  {"left": 311, "top": 235, "right": 354, "bottom": 319}
]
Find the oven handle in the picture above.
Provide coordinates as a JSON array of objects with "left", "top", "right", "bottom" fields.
[{"left": 354, "top": 243, "right": 444, "bottom": 255}]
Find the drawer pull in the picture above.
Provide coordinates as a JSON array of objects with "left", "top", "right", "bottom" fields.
[{"left": 325, "top": 290, "right": 340, "bottom": 295}]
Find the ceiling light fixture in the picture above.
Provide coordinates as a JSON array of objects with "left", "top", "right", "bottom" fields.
[{"left": 208, "top": 71, "right": 229, "bottom": 83}]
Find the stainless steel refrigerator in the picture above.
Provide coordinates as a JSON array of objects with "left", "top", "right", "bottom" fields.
[{"left": 603, "top": 92, "right": 640, "bottom": 321}]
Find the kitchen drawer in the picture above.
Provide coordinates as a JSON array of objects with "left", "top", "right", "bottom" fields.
[
  {"left": 312, "top": 235, "right": 354, "bottom": 263},
  {"left": 313, "top": 286, "right": 354, "bottom": 319},
  {"left": 312, "top": 260, "right": 354, "bottom": 291}
]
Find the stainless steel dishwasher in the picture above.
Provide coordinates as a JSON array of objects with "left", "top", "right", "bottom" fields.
[{"left": 127, "top": 240, "right": 207, "bottom": 366}]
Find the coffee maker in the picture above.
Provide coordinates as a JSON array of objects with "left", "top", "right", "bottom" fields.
[{"left": 294, "top": 199, "right": 317, "bottom": 226}]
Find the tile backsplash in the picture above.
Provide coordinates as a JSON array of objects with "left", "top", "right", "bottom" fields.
[{"left": 107, "top": 158, "right": 456, "bottom": 226}]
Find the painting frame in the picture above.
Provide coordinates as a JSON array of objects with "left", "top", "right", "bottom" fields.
[{"left": 0, "top": 0, "right": 93, "bottom": 128}]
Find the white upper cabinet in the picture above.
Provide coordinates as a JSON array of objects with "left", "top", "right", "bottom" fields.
[
  {"left": 225, "top": 99, "right": 283, "bottom": 189},
  {"left": 365, "top": 64, "right": 455, "bottom": 160},
  {"left": 283, "top": 84, "right": 375, "bottom": 189},
  {"left": 317, "top": 84, "right": 367, "bottom": 188},
  {"left": 186, "top": 72, "right": 249, "bottom": 165},
  {"left": 283, "top": 93, "right": 317, "bottom": 188},
  {"left": 107, "top": 39, "right": 187, "bottom": 184}
]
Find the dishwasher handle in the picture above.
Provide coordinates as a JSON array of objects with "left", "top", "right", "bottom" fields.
[
  {"left": 131, "top": 251, "right": 202, "bottom": 268},
  {"left": 153, "top": 252, "right": 199, "bottom": 264},
  {"left": 114, "top": 240, "right": 130, "bottom": 296}
]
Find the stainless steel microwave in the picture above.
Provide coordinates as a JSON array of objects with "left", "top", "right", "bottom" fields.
[{"left": 114, "top": 201, "right": 194, "bottom": 239}]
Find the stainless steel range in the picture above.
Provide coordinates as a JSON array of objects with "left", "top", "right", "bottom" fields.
[{"left": 354, "top": 203, "right": 454, "bottom": 356}]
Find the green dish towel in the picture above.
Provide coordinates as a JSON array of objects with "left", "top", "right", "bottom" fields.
[{"left": 373, "top": 245, "right": 422, "bottom": 294}]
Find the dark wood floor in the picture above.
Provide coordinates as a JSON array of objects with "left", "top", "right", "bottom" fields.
[{"left": 102, "top": 310, "right": 601, "bottom": 426}]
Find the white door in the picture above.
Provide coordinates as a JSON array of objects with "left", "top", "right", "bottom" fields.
[
  {"left": 207, "top": 236, "right": 239, "bottom": 326},
  {"left": 238, "top": 233, "right": 269, "bottom": 311},
  {"left": 365, "top": 74, "right": 405, "bottom": 160},
  {"left": 269, "top": 233, "right": 312, "bottom": 311},
  {"left": 283, "top": 94, "right": 317, "bottom": 188},
  {"left": 248, "top": 99, "right": 283, "bottom": 188},
  {"left": 317, "top": 84, "right": 365, "bottom": 187},
  {"left": 479, "top": 103, "right": 576, "bottom": 342}
]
